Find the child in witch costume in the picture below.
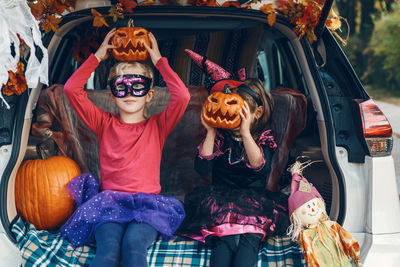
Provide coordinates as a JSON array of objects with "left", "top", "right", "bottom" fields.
[
  {"left": 179, "top": 50, "right": 290, "bottom": 267},
  {"left": 287, "top": 161, "right": 362, "bottom": 267},
  {"left": 59, "top": 29, "right": 190, "bottom": 267}
]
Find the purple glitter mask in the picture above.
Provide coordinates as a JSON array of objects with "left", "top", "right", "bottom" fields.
[{"left": 109, "top": 74, "right": 152, "bottom": 98}]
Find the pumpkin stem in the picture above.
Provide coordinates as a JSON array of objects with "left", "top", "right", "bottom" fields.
[
  {"left": 223, "top": 84, "right": 232, "bottom": 94},
  {"left": 128, "top": 18, "right": 135, "bottom": 27}
]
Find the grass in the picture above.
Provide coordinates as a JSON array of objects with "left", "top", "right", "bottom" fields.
[{"left": 364, "top": 85, "right": 400, "bottom": 107}]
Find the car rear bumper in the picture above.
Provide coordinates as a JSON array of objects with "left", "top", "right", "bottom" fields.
[
  {"left": 359, "top": 232, "right": 400, "bottom": 266},
  {"left": 0, "top": 232, "right": 21, "bottom": 266}
]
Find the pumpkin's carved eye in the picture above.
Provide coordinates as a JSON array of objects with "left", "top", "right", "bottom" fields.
[
  {"left": 118, "top": 32, "right": 127, "bottom": 38},
  {"left": 135, "top": 31, "right": 145, "bottom": 36},
  {"left": 211, "top": 97, "right": 218, "bottom": 103},
  {"left": 227, "top": 100, "right": 238, "bottom": 105}
]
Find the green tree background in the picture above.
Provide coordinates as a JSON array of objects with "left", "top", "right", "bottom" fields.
[{"left": 336, "top": 0, "right": 400, "bottom": 97}]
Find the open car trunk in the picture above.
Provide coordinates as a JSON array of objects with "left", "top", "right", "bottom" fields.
[{"left": 2, "top": 7, "right": 345, "bottom": 266}]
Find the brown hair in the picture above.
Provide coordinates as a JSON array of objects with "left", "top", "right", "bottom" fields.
[{"left": 232, "top": 78, "right": 274, "bottom": 139}]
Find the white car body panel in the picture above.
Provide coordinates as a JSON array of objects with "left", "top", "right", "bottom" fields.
[
  {"left": 0, "top": 233, "right": 21, "bottom": 267},
  {"left": 337, "top": 147, "right": 400, "bottom": 266},
  {"left": 361, "top": 233, "right": 400, "bottom": 266}
]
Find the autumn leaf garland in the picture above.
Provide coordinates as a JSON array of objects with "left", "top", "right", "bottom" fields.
[
  {"left": 277, "top": 0, "right": 325, "bottom": 43},
  {"left": 260, "top": 4, "right": 277, "bottom": 27},
  {"left": 120, "top": 0, "right": 138, "bottom": 12},
  {"left": 28, "top": 0, "right": 76, "bottom": 33},
  {"left": 91, "top": 8, "right": 110, "bottom": 27},
  {"left": 90, "top": 0, "right": 138, "bottom": 28},
  {"left": 28, "top": 0, "right": 277, "bottom": 30}
]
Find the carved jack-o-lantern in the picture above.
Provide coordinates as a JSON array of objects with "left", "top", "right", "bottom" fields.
[
  {"left": 111, "top": 27, "right": 150, "bottom": 61},
  {"left": 202, "top": 86, "right": 244, "bottom": 129}
]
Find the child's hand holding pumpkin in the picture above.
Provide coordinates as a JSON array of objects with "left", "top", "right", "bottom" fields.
[
  {"left": 143, "top": 32, "right": 162, "bottom": 66},
  {"left": 95, "top": 28, "right": 117, "bottom": 62},
  {"left": 239, "top": 101, "right": 255, "bottom": 138},
  {"left": 201, "top": 115, "right": 216, "bottom": 135}
]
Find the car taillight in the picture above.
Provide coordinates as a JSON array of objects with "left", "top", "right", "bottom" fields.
[{"left": 355, "top": 99, "right": 393, "bottom": 156}]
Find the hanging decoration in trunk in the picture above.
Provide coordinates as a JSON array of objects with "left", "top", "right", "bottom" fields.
[{"left": 0, "top": 0, "right": 48, "bottom": 109}]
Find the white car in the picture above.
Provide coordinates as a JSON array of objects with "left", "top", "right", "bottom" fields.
[{"left": 1, "top": 1, "right": 399, "bottom": 266}]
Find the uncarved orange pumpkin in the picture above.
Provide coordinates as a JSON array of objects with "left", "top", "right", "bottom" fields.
[
  {"left": 111, "top": 27, "right": 150, "bottom": 61},
  {"left": 15, "top": 156, "right": 81, "bottom": 230}
]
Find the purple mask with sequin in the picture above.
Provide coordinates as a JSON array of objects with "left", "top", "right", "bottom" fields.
[{"left": 109, "top": 74, "right": 152, "bottom": 98}]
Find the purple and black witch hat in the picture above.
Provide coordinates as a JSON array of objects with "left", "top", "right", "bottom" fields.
[{"left": 185, "top": 49, "right": 246, "bottom": 93}]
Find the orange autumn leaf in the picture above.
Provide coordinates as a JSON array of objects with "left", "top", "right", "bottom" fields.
[
  {"left": 16, "top": 61, "right": 24, "bottom": 73},
  {"left": 119, "top": 0, "right": 138, "bottom": 13},
  {"left": 49, "top": 0, "right": 69, "bottom": 15},
  {"left": 188, "top": 0, "right": 217, "bottom": 6},
  {"left": 28, "top": 1, "right": 44, "bottom": 19},
  {"left": 221, "top": 1, "right": 241, "bottom": 8},
  {"left": 260, "top": 3, "right": 275, "bottom": 15},
  {"left": 59, "top": 0, "right": 77, "bottom": 7},
  {"left": 91, "top": 8, "right": 109, "bottom": 27},
  {"left": 140, "top": 0, "right": 155, "bottom": 6},
  {"left": 2, "top": 62, "right": 27, "bottom": 96},
  {"left": 267, "top": 12, "right": 276, "bottom": 26},
  {"left": 259, "top": 3, "right": 276, "bottom": 26},
  {"left": 40, "top": 14, "right": 62, "bottom": 33},
  {"left": 108, "top": 6, "right": 124, "bottom": 22}
]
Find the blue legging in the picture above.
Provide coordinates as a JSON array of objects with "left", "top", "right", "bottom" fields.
[{"left": 90, "top": 222, "right": 158, "bottom": 267}]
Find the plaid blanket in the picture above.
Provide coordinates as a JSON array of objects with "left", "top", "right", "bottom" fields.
[{"left": 12, "top": 218, "right": 305, "bottom": 266}]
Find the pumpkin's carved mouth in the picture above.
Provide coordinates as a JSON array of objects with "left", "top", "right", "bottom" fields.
[
  {"left": 202, "top": 106, "right": 240, "bottom": 125},
  {"left": 115, "top": 40, "right": 147, "bottom": 55}
]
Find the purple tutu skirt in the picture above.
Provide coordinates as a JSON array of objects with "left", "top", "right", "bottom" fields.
[{"left": 59, "top": 174, "right": 185, "bottom": 247}]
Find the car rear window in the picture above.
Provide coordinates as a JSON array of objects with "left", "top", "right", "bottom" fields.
[{"left": 49, "top": 17, "right": 306, "bottom": 96}]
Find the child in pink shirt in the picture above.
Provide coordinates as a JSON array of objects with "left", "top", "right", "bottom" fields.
[{"left": 59, "top": 29, "right": 190, "bottom": 267}]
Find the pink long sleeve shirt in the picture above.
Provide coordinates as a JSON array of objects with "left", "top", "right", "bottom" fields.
[{"left": 64, "top": 54, "right": 190, "bottom": 194}]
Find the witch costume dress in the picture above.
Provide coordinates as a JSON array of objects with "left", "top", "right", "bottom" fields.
[{"left": 180, "top": 130, "right": 290, "bottom": 244}]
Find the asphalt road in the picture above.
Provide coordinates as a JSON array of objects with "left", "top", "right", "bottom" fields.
[{"left": 375, "top": 100, "right": 400, "bottom": 195}]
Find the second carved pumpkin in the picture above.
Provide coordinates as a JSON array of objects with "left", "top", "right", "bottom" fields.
[
  {"left": 202, "top": 86, "right": 244, "bottom": 129},
  {"left": 111, "top": 27, "right": 150, "bottom": 61}
]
